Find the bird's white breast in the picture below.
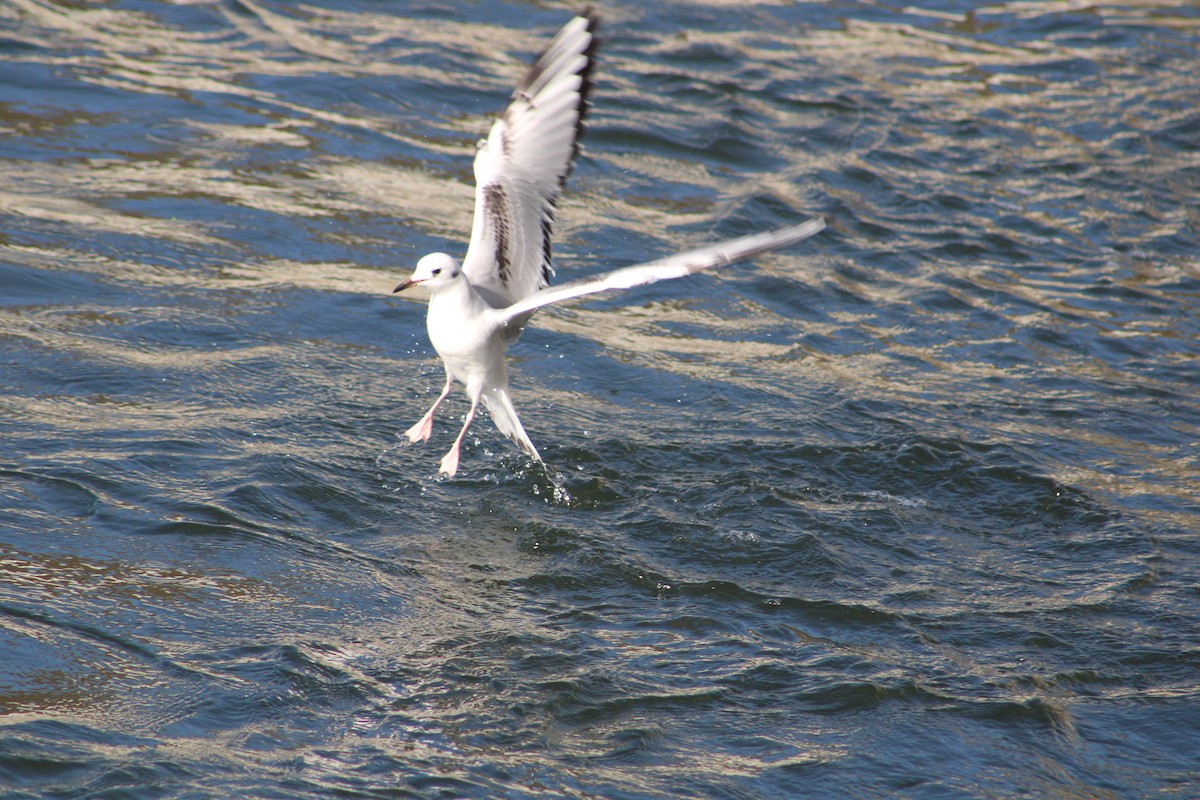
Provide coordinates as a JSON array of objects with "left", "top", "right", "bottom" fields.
[{"left": 427, "top": 282, "right": 508, "bottom": 389}]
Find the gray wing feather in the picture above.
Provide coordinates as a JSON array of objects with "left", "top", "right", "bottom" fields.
[{"left": 498, "top": 217, "right": 827, "bottom": 324}]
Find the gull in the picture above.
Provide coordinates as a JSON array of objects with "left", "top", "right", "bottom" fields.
[{"left": 394, "top": 10, "right": 825, "bottom": 476}]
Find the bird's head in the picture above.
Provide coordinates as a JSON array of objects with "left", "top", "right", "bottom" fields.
[{"left": 393, "top": 252, "right": 462, "bottom": 293}]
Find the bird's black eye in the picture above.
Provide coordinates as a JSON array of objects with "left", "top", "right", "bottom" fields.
[{"left": 431, "top": 268, "right": 441, "bottom": 276}]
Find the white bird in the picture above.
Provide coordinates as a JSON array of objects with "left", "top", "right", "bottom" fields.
[{"left": 394, "top": 10, "right": 825, "bottom": 476}]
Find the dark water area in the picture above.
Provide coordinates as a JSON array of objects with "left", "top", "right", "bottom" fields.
[{"left": 2, "top": 0, "right": 1198, "bottom": 797}]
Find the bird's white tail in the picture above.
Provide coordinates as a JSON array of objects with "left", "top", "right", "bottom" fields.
[{"left": 482, "top": 388, "right": 542, "bottom": 462}]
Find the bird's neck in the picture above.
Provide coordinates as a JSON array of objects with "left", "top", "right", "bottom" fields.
[{"left": 429, "top": 275, "right": 486, "bottom": 315}]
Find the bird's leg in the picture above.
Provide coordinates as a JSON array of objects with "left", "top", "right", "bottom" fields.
[
  {"left": 438, "top": 400, "right": 479, "bottom": 477},
  {"left": 404, "top": 374, "right": 453, "bottom": 444}
]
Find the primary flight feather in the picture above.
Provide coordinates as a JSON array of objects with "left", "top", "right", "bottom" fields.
[{"left": 394, "top": 10, "right": 824, "bottom": 476}]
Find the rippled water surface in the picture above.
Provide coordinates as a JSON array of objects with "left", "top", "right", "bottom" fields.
[{"left": 2, "top": 1, "right": 1198, "bottom": 797}]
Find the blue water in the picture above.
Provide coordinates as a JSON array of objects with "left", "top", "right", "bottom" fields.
[{"left": 2, "top": 1, "right": 1198, "bottom": 798}]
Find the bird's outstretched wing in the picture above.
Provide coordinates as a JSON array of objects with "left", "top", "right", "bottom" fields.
[
  {"left": 460, "top": 10, "right": 598, "bottom": 309},
  {"left": 497, "top": 217, "right": 827, "bottom": 324}
]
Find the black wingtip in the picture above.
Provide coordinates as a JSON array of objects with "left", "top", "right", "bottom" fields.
[
  {"left": 535, "top": 9, "right": 601, "bottom": 288},
  {"left": 575, "top": 8, "right": 600, "bottom": 140}
]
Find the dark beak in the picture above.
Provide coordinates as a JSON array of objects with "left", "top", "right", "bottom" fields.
[{"left": 393, "top": 278, "right": 421, "bottom": 293}]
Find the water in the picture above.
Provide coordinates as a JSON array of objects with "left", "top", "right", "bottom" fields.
[{"left": 1, "top": 1, "right": 1198, "bottom": 797}]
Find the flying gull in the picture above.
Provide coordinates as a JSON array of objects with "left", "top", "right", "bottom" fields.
[{"left": 394, "top": 9, "right": 825, "bottom": 476}]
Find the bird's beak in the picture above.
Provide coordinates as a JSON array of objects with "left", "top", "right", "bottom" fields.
[{"left": 393, "top": 278, "right": 422, "bottom": 293}]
